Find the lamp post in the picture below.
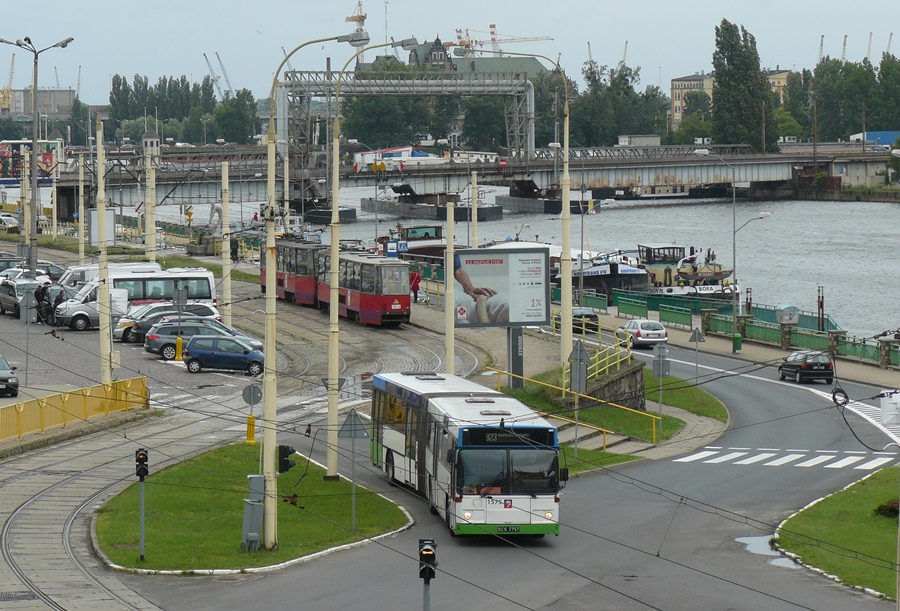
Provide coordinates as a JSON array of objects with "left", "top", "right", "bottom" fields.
[
  {"left": 694, "top": 148, "right": 770, "bottom": 352},
  {"left": 262, "top": 31, "right": 370, "bottom": 550},
  {"left": 0, "top": 36, "right": 74, "bottom": 279},
  {"left": 470, "top": 48, "right": 572, "bottom": 364},
  {"left": 328, "top": 36, "right": 418, "bottom": 481}
]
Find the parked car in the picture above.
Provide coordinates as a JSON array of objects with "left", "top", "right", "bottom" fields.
[
  {"left": 0, "top": 215, "right": 19, "bottom": 229},
  {"left": 615, "top": 318, "right": 668, "bottom": 348},
  {"left": 157, "top": 314, "right": 263, "bottom": 350},
  {"left": 125, "top": 302, "right": 220, "bottom": 344},
  {"left": 0, "top": 212, "right": 19, "bottom": 225},
  {"left": 0, "top": 278, "right": 42, "bottom": 318},
  {"left": 0, "top": 354, "right": 19, "bottom": 397},
  {"left": 0, "top": 268, "right": 52, "bottom": 284},
  {"left": 553, "top": 306, "right": 600, "bottom": 332},
  {"left": 144, "top": 321, "right": 234, "bottom": 360},
  {"left": 114, "top": 302, "right": 171, "bottom": 342},
  {"left": 777, "top": 350, "right": 834, "bottom": 384},
  {"left": 183, "top": 335, "right": 264, "bottom": 375}
]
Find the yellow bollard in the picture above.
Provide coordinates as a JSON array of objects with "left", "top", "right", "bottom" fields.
[
  {"left": 175, "top": 336, "right": 183, "bottom": 362},
  {"left": 246, "top": 414, "right": 256, "bottom": 444}
]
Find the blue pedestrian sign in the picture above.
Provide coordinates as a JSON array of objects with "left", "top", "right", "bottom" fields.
[
  {"left": 397, "top": 241, "right": 409, "bottom": 253},
  {"left": 73, "top": 211, "right": 79, "bottom": 219}
]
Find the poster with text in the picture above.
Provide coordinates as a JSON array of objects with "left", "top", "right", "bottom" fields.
[{"left": 449, "top": 247, "right": 550, "bottom": 328}]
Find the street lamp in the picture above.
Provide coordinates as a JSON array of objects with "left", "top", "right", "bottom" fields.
[
  {"left": 472, "top": 48, "right": 573, "bottom": 365},
  {"left": 328, "top": 36, "right": 418, "bottom": 480},
  {"left": 0, "top": 35, "right": 74, "bottom": 279},
  {"left": 694, "top": 148, "right": 770, "bottom": 352},
  {"left": 261, "top": 29, "right": 370, "bottom": 552}
]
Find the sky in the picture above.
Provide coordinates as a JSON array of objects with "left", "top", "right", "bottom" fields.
[{"left": 4, "top": 0, "right": 898, "bottom": 106}]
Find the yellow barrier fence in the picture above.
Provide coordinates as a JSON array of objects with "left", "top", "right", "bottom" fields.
[{"left": 0, "top": 377, "right": 149, "bottom": 443}]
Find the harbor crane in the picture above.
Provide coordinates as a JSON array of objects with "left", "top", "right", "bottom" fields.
[
  {"left": 450, "top": 24, "right": 552, "bottom": 56},
  {"left": 215, "top": 52, "right": 235, "bottom": 98},
  {"left": 0, "top": 53, "right": 13, "bottom": 111},
  {"left": 345, "top": 1, "right": 367, "bottom": 62},
  {"left": 203, "top": 53, "right": 224, "bottom": 99}
]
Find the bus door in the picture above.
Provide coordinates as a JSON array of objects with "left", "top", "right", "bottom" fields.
[{"left": 403, "top": 407, "right": 418, "bottom": 487}]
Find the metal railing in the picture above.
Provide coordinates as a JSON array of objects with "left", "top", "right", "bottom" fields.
[{"left": 0, "top": 377, "right": 149, "bottom": 443}]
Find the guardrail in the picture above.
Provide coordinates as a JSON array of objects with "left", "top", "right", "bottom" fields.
[
  {"left": 484, "top": 366, "right": 659, "bottom": 447},
  {"left": 0, "top": 377, "right": 149, "bottom": 443}
]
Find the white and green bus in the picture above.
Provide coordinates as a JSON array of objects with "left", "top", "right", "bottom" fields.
[{"left": 371, "top": 372, "right": 568, "bottom": 536}]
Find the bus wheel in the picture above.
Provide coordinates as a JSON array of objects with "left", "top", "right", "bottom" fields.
[{"left": 385, "top": 452, "right": 396, "bottom": 485}]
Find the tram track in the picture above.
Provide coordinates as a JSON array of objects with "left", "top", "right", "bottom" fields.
[{"left": 0, "top": 391, "right": 253, "bottom": 609}]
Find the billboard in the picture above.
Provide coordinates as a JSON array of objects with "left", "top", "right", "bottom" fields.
[
  {"left": 449, "top": 247, "right": 550, "bottom": 328},
  {"left": 0, "top": 140, "right": 63, "bottom": 186}
]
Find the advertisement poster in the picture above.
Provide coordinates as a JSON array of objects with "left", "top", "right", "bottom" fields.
[
  {"left": 0, "top": 140, "right": 62, "bottom": 185},
  {"left": 450, "top": 247, "right": 550, "bottom": 328}
]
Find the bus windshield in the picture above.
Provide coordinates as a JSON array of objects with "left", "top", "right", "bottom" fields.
[{"left": 457, "top": 448, "right": 557, "bottom": 495}]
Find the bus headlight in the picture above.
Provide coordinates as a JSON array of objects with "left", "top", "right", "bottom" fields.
[
  {"left": 544, "top": 511, "right": 554, "bottom": 520},
  {"left": 463, "top": 511, "right": 472, "bottom": 521}
]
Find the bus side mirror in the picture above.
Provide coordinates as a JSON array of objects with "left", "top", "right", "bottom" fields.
[{"left": 559, "top": 467, "right": 569, "bottom": 482}]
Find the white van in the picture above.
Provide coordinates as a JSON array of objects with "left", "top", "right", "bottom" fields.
[
  {"left": 58, "top": 262, "right": 162, "bottom": 288},
  {"left": 55, "top": 285, "right": 129, "bottom": 331}
]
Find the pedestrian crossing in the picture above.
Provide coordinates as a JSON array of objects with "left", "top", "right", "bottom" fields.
[{"left": 673, "top": 446, "right": 896, "bottom": 471}]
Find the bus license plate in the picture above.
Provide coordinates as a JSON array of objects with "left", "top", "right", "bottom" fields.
[{"left": 497, "top": 526, "right": 520, "bottom": 533}]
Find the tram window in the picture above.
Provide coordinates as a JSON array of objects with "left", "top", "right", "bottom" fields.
[
  {"left": 317, "top": 253, "right": 329, "bottom": 282},
  {"left": 348, "top": 262, "right": 361, "bottom": 291},
  {"left": 361, "top": 264, "right": 376, "bottom": 293},
  {"left": 380, "top": 265, "right": 408, "bottom": 295},
  {"left": 297, "top": 250, "right": 309, "bottom": 275},
  {"left": 339, "top": 259, "right": 348, "bottom": 288},
  {"left": 277, "top": 247, "right": 285, "bottom": 272}
]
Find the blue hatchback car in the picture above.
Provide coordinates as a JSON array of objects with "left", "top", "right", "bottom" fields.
[{"left": 183, "top": 335, "right": 264, "bottom": 375}]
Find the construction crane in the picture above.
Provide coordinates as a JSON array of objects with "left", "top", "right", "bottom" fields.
[
  {"left": 841, "top": 34, "right": 847, "bottom": 62},
  {"left": 281, "top": 47, "right": 296, "bottom": 72},
  {"left": 866, "top": 32, "right": 873, "bottom": 61},
  {"left": 203, "top": 53, "right": 224, "bottom": 99},
  {"left": 345, "top": 1, "right": 367, "bottom": 61},
  {"left": 54, "top": 66, "right": 60, "bottom": 88},
  {"left": 0, "top": 53, "right": 13, "bottom": 111},
  {"left": 215, "top": 52, "right": 235, "bottom": 98},
  {"left": 450, "top": 24, "right": 552, "bottom": 56},
  {"left": 622, "top": 40, "right": 628, "bottom": 65},
  {"left": 888, "top": 32, "right": 894, "bottom": 55}
]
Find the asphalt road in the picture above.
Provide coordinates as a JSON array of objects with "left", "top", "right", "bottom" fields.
[{"left": 116, "top": 344, "right": 897, "bottom": 611}]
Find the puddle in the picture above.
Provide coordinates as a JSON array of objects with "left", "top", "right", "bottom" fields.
[{"left": 736, "top": 535, "right": 799, "bottom": 569}]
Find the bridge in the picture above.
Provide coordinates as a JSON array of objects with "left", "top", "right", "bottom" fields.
[{"left": 37, "top": 143, "right": 891, "bottom": 222}]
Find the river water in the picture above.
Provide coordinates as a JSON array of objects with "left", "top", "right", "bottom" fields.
[{"left": 138, "top": 186, "right": 899, "bottom": 339}]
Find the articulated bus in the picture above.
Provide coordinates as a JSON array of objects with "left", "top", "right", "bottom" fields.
[
  {"left": 262, "top": 238, "right": 411, "bottom": 327},
  {"left": 371, "top": 372, "right": 568, "bottom": 536}
]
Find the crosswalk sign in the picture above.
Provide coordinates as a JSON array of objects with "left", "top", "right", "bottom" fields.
[{"left": 398, "top": 241, "right": 409, "bottom": 253}]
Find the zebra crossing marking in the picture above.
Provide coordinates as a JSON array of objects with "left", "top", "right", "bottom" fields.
[{"left": 673, "top": 447, "right": 897, "bottom": 471}]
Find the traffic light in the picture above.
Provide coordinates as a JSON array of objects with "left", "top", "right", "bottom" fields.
[
  {"left": 135, "top": 448, "right": 149, "bottom": 479},
  {"left": 418, "top": 538, "right": 437, "bottom": 583},
  {"left": 278, "top": 445, "right": 296, "bottom": 474}
]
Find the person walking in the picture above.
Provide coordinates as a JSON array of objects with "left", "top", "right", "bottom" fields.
[{"left": 409, "top": 268, "right": 422, "bottom": 303}]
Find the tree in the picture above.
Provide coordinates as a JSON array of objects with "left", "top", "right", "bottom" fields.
[
  {"left": 213, "top": 88, "right": 258, "bottom": 144},
  {"left": 773, "top": 107, "right": 803, "bottom": 141},
  {"left": 683, "top": 90, "right": 711, "bottom": 121},
  {"left": 672, "top": 112, "right": 710, "bottom": 145},
  {"left": 871, "top": 53, "right": 900, "bottom": 130},
  {"left": 0, "top": 115, "right": 22, "bottom": 140},
  {"left": 66, "top": 98, "right": 90, "bottom": 146},
  {"left": 711, "top": 19, "right": 777, "bottom": 151},
  {"left": 461, "top": 97, "right": 505, "bottom": 150}
]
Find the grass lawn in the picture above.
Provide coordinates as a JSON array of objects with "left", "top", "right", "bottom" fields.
[
  {"left": 777, "top": 466, "right": 899, "bottom": 597},
  {"left": 560, "top": 444, "right": 639, "bottom": 475},
  {"left": 96, "top": 443, "right": 408, "bottom": 571},
  {"left": 503, "top": 364, "right": 727, "bottom": 444}
]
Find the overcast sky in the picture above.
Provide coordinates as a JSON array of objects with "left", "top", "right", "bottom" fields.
[{"left": 5, "top": 0, "right": 897, "bottom": 106}]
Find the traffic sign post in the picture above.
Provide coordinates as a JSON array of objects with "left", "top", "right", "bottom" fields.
[
  {"left": 652, "top": 343, "right": 670, "bottom": 442},
  {"left": 242, "top": 384, "right": 262, "bottom": 444},
  {"left": 568, "top": 340, "right": 589, "bottom": 457},
  {"left": 338, "top": 408, "right": 369, "bottom": 530},
  {"left": 689, "top": 328, "right": 705, "bottom": 405}
]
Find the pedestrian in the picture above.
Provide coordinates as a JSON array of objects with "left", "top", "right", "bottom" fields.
[
  {"left": 230, "top": 237, "right": 239, "bottom": 263},
  {"left": 252, "top": 212, "right": 259, "bottom": 223},
  {"left": 409, "top": 268, "right": 421, "bottom": 303},
  {"left": 52, "top": 289, "right": 65, "bottom": 327}
]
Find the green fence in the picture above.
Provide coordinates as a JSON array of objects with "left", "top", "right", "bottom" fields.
[
  {"left": 581, "top": 292, "right": 608, "bottom": 312},
  {"left": 744, "top": 320, "right": 781, "bottom": 344},
  {"left": 750, "top": 303, "right": 841, "bottom": 332},
  {"left": 659, "top": 304, "right": 692, "bottom": 328},
  {"left": 618, "top": 297, "right": 648, "bottom": 319},
  {"left": 835, "top": 336, "right": 882, "bottom": 361},
  {"left": 789, "top": 328, "right": 831, "bottom": 351},
  {"left": 611, "top": 289, "right": 733, "bottom": 315}
]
